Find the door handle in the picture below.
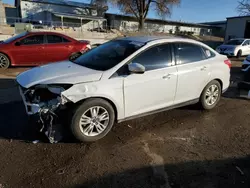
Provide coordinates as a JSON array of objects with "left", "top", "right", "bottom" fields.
[
  {"left": 201, "top": 66, "right": 207, "bottom": 71},
  {"left": 162, "top": 74, "right": 172, "bottom": 79}
]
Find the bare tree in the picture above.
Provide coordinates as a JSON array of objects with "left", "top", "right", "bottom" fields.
[
  {"left": 91, "top": 0, "right": 108, "bottom": 16},
  {"left": 92, "top": 0, "right": 180, "bottom": 30},
  {"left": 237, "top": 0, "right": 250, "bottom": 15},
  {"left": 111, "top": 0, "right": 180, "bottom": 30}
]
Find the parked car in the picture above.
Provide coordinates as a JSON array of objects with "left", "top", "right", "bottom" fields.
[
  {"left": 216, "top": 38, "right": 250, "bottom": 58},
  {"left": 0, "top": 31, "right": 91, "bottom": 69},
  {"left": 16, "top": 36, "right": 231, "bottom": 142}
]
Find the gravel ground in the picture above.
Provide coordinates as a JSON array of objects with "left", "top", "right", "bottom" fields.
[{"left": 0, "top": 58, "right": 250, "bottom": 188}]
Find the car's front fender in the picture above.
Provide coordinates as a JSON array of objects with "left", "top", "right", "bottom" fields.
[{"left": 61, "top": 80, "right": 125, "bottom": 120}]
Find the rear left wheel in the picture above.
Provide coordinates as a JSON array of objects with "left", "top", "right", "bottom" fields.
[
  {"left": 0, "top": 53, "right": 10, "bottom": 69},
  {"left": 200, "top": 80, "right": 221, "bottom": 110}
]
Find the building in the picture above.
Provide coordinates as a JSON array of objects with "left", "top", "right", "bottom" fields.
[
  {"left": 106, "top": 13, "right": 223, "bottom": 36},
  {"left": 15, "top": 0, "right": 108, "bottom": 29},
  {"left": 200, "top": 21, "right": 226, "bottom": 37},
  {"left": 225, "top": 15, "right": 250, "bottom": 41},
  {"left": 1, "top": 0, "right": 225, "bottom": 37},
  {"left": 0, "top": 0, "right": 6, "bottom": 25}
]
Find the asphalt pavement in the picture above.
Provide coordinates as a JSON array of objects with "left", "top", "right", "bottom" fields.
[{"left": 0, "top": 59, "right": 250, "bottom": 188}]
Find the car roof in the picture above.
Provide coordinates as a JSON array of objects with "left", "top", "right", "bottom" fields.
[
  {"left": 119, "top": 35, "right": 199, "bottom": 44},
  {"left": 119, "top": 36, "right": 181, "bottom": 43},
  {"left": 27, "top": 31, "right": 68, "bottom": 36}
]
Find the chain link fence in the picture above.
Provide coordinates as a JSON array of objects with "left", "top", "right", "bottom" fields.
[{"left": 0, "top": 16, "right": 224, "bottom": 47}]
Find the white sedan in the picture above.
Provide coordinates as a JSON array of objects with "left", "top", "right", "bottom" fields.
[
  {"left": 17, "top": 36, "right": 231, "bottom": 142},
  {"left": 216, "top": 38, "right": 250, "bottom": 58}
]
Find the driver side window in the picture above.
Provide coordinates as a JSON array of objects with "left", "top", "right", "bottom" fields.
[{"left": 132, "top": 44, "right": 172, "bottom": 71}]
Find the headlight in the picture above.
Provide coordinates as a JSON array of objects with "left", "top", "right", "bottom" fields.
[
  {"left": 48, "top": 86, "right": 65, "bottom": 95},
  {"left": 86, "top": 44, "right": 91, "bottom": 49},
  {"left": 33, "top": 84, "right": 73, "bottom": 94},
  {"left": 47, "top": 84, "right": 73, "bottom": 94}
]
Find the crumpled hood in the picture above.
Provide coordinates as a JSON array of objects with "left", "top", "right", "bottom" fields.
[{"left": 16, "top": 61, "right": 103, "bottom": 88}]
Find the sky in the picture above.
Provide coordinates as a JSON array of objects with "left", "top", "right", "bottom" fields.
[{"left": 2, "top": 0, "right": 239, "bottom": 23}]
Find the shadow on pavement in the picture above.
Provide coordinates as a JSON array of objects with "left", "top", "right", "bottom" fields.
[
  {"left": 223, "top": 66, "right": 243, "bottom": 99},
  {"left": 75, "top": 156, "right": 250, "bottom": 188},
  {"left": 0, "top": 78, "right": 37, "bottom": 141},
  {"left": 0, "top": 78, "right": 77, "bottom": 142},
  {"left": 0, "top": 101, "right": 34, "bottom": 141}
]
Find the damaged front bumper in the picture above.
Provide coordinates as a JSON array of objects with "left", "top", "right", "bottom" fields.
[
  {"left": 19, "top": 84, "right": 72, "bottom": 143},
  {"left": 19, "top": 85, "right": 71, "bottom": 115},
  {"left": 19, "top": 87, "right": 43, "bottom": 115}
]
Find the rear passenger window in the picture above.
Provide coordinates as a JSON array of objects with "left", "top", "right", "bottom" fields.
[
  {"left": 175, "top": 43, "right": 206, "bottom": 64},
  {"left": 132, "top": 44, "right": 172, "bottom": 71},
  {"left": 202, "top": 47, "right": 216, "bottom": 59},
  {"left": 47, "top": 35, "right": 63, "bottom": 43},
  {"left": 62, "top": 37, "right": 70, "bottom": 43}
]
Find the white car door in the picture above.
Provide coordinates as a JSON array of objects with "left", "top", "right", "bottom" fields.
[
  {"left": 174, "top": 42, "right": 212, "bottom": 104},
  {"left": 123, "top": 43, "right": 178, "bottom": 118},
  {"left": 242, "top": 40, "right": 250, "bottom": 56}
]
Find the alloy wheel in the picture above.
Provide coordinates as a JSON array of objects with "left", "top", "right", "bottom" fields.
[
  {"left": 205, "top": 84, "right": 219, "bottom": 106},
  {"left": 0, "top": 55, "right": 9, "bottom": 69},
  {"left": 79, "top": 106, "right": 110, "bottom": 137}
]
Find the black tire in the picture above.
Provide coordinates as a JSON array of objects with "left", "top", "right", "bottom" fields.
[
  {"left": 237, "top": 50, "right": 242, "bottom": 59},
  {"left": 69, "top": 52, "right": 82, "bottom": 61},
  {"left": 200, "top": 80, "right": 222, "bottom": 110},
  {"left": 70, "top": 98, "right": 115, "bottom": 142},
  {"left": 0, "top": 53, "right": 10, "bottom": 69}
]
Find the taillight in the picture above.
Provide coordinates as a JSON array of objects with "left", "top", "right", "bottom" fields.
[
  {"left": 224, "top": 59, "right": 231, "bottom": 68},
  {"left": 86, "top": 44, "right": 91, "bottom": 49}
]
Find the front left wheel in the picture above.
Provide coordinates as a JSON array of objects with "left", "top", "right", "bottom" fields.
[{"left": 71, "top": 98, "right": 115, "bottom": 142}]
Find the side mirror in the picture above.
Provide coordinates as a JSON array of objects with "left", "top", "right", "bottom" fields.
[
  {"left": 128, "top": 63, "right": 145, "bottom": 74},
  {"left": 15, "top": 41, "right": 21, "bottom": 46}
]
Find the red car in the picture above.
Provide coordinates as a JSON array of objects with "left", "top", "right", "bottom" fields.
[{"left": 0, "top": 31, "right": 90, "bottom": 69}]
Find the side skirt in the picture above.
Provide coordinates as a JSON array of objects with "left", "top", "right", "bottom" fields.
[{"left": 118, "top": 99, "right": 199, "bottom": 123}]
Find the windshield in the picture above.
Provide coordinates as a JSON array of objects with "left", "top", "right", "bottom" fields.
[
  {"left": 3, "top": 32, "right": 27, "bottom": 43},
  {"left": 226, "top": 39, "right": 244, "bottom": 45},
  {"left": 73, "top": 40, "right": 145, "bottom": 71}
]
